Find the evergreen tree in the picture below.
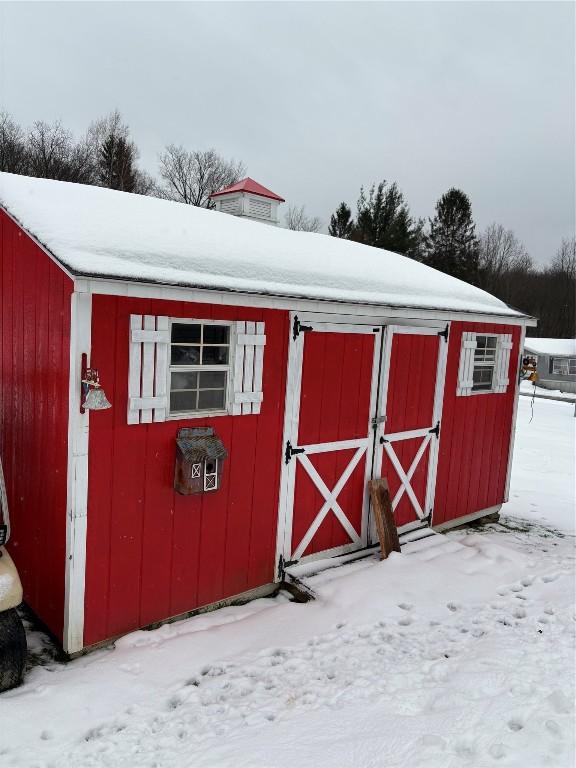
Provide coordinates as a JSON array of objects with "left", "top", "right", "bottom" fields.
[
  {"left": 352, "top": 181, "right": 422, "bottom": 256},
  {"left": 328, "top": 202, "right": 354, "bottom": 239},
  {"left": 98, "top": 134, "right": 137, "bottom": 192},
  {"left": 425, "top": 188, "right": 479, "bottom": 281}
]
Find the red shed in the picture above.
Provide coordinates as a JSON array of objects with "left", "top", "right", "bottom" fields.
[{"left": 0, "top": 172, "right": 535, "bottom": 655}]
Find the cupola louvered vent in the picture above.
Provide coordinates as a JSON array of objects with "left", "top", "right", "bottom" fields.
[
  {"left": 220, "top": 198, "right": 241, "bottom": 215},
  {"left": 249, "top": 198, "right": 272, "bottom": 220}
]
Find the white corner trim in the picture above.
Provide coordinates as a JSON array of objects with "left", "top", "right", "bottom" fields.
[
  {"left": 504, "top": 328, "right": 525, "bottom": 502},
  {"left": 63, "top": 291, "right": 92, "bottom": 655}
]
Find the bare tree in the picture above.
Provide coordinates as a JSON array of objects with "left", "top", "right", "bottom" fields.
[
  {"left": 285, "top": 204, "right": 322, "bottom": 232},
  {"left": 477, "top": 223, "right": 532, "bottom": 294},
  {"left": 26, "top": 120, "right": 94, "bottom": 183},
  {"left": 158, "top": 145, "right": 245, "bottom": 207},
  {"left": 549, "top": 236, "right": 576, "bottom": 278},
  {"left": 0, "top": 112, "right": 28, "bottom": 173}
]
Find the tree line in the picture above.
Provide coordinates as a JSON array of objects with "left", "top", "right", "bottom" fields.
[
  {"left": 1, "top": 110, "right": 573, "bottom": 337},
  {"left": 328, "top": 182, "right": 575, "bottom": 338}
]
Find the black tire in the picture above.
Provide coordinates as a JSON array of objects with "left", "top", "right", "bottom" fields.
[{"left": 0, "top": 608, "right": 27, "bottom": 692}]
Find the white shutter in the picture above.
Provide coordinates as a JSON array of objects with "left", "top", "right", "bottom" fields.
[
  {"left": 494, "top": 334, "right": 513, "bottom": 393},
  {"left": 456, "top": 332, "right": 477, "bottom": 396},
  {"left": 128, "top": 314, "right": 169, "bottom": 424},
  {"left": 232, "top": 320, "right": 266, "bottom": 415}
]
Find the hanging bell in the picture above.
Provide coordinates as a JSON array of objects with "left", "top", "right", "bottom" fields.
[{"left": 83, "top": 384, "right": 112, "bottom": 411}]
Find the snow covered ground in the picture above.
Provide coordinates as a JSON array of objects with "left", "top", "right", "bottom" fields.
[
  {"left": 1, "top": 397, "right": 574, "bottom": 768},
  {"left": 520, "top": 380, "right": 576, "bottom": 402}
]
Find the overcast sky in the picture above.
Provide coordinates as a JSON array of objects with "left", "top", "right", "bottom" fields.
[{"left": 0, "top": 1, "right": 573, "bottom": 264}]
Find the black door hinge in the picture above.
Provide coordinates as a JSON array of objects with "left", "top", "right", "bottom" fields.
[
  {"left": 379, "top": 436, "right": 388, "bottom": 444},
  {"left": 285, "top": 440, "right": 306, "bottom": 464},
  {"left": 438, "top": 324, "right": 449, "bottom": 341},
  {"left": 0, "top": 524, "right": 7, "bottom": 546},
  {"left": 293, "top": 315, "right": 313, "bottom": 340},
  {"left": 429, "top": 421, "right": 440, "bottom": 439},
  {"left": 278, "top": 553, "right": 298, "bottom": 580}
]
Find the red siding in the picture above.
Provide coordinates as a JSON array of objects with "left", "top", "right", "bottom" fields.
[
  {"left": 0, "top": 210, "right": 72, "bottom": 640},
  {"left": 84, "top": 296, "right": 289, "bottom": 647},
  {"left": 433, "top": 321, "right": 521, "bottom": 526}
]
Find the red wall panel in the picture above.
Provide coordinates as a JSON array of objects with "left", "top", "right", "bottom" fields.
[
  {"left": 0, "top": 211, "right": 72, "bottom": 640},
  {"left": 433, "top": 321, "right": 521, "bottom": 526},
  {"left": 84, "top": 296, "right": 289, "bottom": 647}
]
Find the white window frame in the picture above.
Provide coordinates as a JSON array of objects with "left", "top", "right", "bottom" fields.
[
  {"left": 457, "top": 332, "right": 512, "bottom": 397},
  {"left": 552, "top": 357, "right": 576, "bottom": 376},
  {"left": 470, "top": 334, "right": 499, "bottom": 394},
  {"left": 167, "top": 318, "right": 234, "bottom": 419}
]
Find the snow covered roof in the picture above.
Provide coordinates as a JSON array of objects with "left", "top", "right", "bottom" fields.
[
  {"left": 524, "top": 338, "right": 576, "bottom": 357},
  {"left": 0, "top": 172, "right": 526, "bottom": 318},
  {"left": 209, "top": 177, "right": 285, "bottom": 202}
]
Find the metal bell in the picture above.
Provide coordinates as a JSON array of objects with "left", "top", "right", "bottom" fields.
[{"left": 83, "top": 385, "right": 111, "bottom": 411}]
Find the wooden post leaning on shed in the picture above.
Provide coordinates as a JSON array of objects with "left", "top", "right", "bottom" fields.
[{"left": 368, "top": 478, "right": 401, "bottom": 560}]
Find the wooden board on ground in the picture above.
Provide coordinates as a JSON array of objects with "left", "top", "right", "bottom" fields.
[{"left": 368, "top": 478, "right": 401, "bottom": 560}]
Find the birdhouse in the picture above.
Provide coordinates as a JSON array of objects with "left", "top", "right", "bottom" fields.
[{"left": 174, "top": 427, "right": 227, "bottom": 495}]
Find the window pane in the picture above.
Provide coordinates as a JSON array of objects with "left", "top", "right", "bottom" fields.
[
  {"left": 202, "top": 346, "right": 229, "bottom": 365},
  {"left": 171, "top": 371, "right": 198, "bottom": 390},
  {"left": 199, "top": 371, "right": 227, "bottom": 389},
  {"left": 553, "top": 359, "right": 569, "bottom": 375},
  {"left": 472, "top": 365, "right": 493, "bottom": 390},
  {"left": 198, "top": 389, "right": 226, "bottom": 410},
  {"left": 569, "top": 359, "right": 576, "bottom": 375},
  {"left": 171, "top": 323, "right": 201, "bottom": 343},
  {"left": 170, "top": 390, "right": 198, "bottom": 413},
  {"left": 171, "top": 345, "right": 201, "bottom": 365},
  {"left": 203, "top": 325, "right": 230, "bottom": 344}
]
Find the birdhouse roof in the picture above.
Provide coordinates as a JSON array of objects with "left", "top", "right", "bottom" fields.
[
  {"left": 209, "top": 177, "right": 285, "bottom": 202},
  {"left": 176, "top": 427, "right": 228, "bottom": 464}
]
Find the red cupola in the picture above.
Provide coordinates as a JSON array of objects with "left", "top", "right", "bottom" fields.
[{"left": 210, "top": 177, "right": 284, "bottom": 226}]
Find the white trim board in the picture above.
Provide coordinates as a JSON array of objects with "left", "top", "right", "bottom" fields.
[
  {"left": 63, "top": 290, "right": 92, "bottom": 655},
  {"left": 75, "top": 277, "right": 536, "bottom": 327},
  {"left": 504, "top": 327, "right": 525, "bottom": 502},
  {"left": 434, "top": 505, "right": 502, "bottom": 531}
]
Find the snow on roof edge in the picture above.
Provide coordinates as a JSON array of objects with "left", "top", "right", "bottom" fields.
[
  {"left": 0, "top": 173, "right": 534, "bottom": 320},
  {"left": 524, "top": 338, "right": 576, "bottom": 356}
]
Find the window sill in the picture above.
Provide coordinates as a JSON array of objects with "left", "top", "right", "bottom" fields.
[{"left": 167, "top": 409, "right": 229, "bottom": 420}]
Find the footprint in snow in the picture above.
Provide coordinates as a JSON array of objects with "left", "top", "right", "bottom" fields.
[
  {"left": 167, "top": 695, "right": 183, "bottom": 710},
  {"left": 510, "top": 584, "right": 524, "bottom": 593},
  {"left": 521, "top": 576, "right": 534, "bottom": 587},
  {"left": 398, "top": 602, "right": 413, "bottom": 611},
  {"left": 398, "top": 616, "right": 413, "bottom": 626},
  {"left": 446, "top": 602, "right": 460, "bottom": 612},
  {"left": 542, "top": 573, "right": 560, "bottom": 583},
  {"left": 512, "top": 607, "right": 527, "bottom": 619},
  {"left": 545, "top": 720, "right": 562, "bottom": 737},
  {"left": 489, "top": 743, "right": 506, "bottom": 760},
  {"left": 543, "top": 607, "right": 555, "bottom": 615},
  {"left": 507, "top": 719, "right": 524, "bottom": 732}
]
